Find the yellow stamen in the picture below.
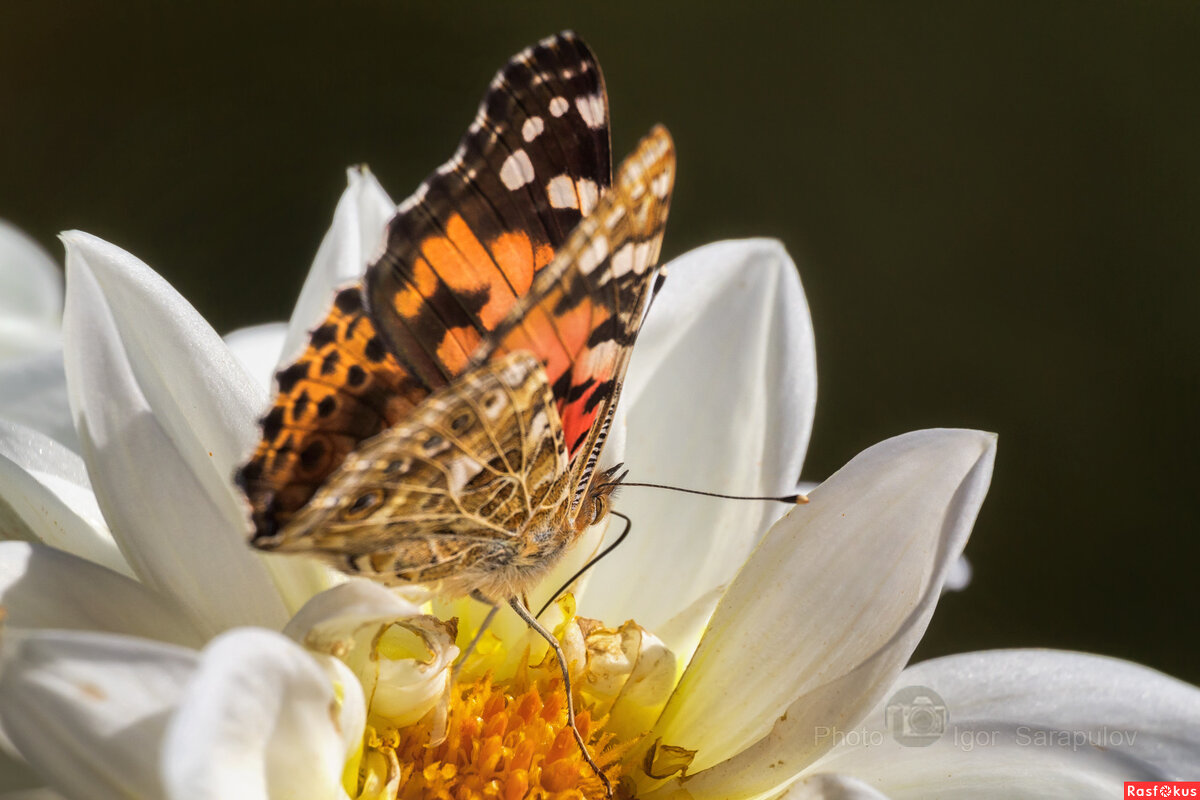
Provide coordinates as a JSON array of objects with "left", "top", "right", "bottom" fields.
[{"left": 363, "top": 671, "right": 630, "bottom": 800}]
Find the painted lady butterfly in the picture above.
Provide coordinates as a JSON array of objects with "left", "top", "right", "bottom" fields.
[
  {"left": 236, "top": 32, "right": 674, "bottom": 793},
  {"left": 239, "top": 30, "right": 674, "bottom": 604}
]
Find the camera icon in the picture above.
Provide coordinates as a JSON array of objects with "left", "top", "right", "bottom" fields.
[{"left": 885, "top": 685, "right": 948, "bottom": 747}]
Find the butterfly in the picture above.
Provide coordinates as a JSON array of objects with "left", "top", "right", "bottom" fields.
[{"left": 235, "top": 32, "right": 675, "bottom": 795}]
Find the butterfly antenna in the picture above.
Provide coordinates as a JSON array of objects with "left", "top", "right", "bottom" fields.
[
  {"left": 596, "top": 481, "right": 809, "bottom": 504},
  {"left": 509, "top": 597, "right": 614, "bottom": 799},
  {"left": 536, "top": 509, "right": 633, "bottom": 619},
  {"left": 642, "top": 267, "right": 670, "bottom": 318}
]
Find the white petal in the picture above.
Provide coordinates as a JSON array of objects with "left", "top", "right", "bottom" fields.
[
  {"left": 61, "top": 232, "right": 263, "bottom": 488},
  {"left": 651, "top": 585, "right": 724, "bottom": 671},
  {"left": 585, "top": 240, "right": 817, "bottom": 642},
  {"left": 0, "top": 320, "right": 60, "bottom": 364},
  {"left": 161, "top": 628, "right": 364, "bottom": 800},
  {"left": 286, "top": 582, "right": 457, "bottom": 728},
  {"left": 0, "top": 542, "right": 204, "bottom": 647},
  {"left": 282, "top": 579, "right": 424, "bottom": 643},
  {"left": 942, "top": 554, "right": 972, "bottom": 593},
  {"left": 0, "top": 420, "right": 126, "bottom": 576},
  {"left": 280, "top": 167, "right": 394, "bottom": 366},
  {"left": 61, "top": 233, "right": 294, "bottom": 633},
  {"left": 584, "top": 620, "right": 677, "bottom": 742},
  {"left": 224, "top": 322, "right": 288, "bottom": 394},
  {"left": 646, "top": 429, "right": 996, "bottom": 798},
  {"left": 0, "top": 749, "right": 61, "bottom": 798},
  {"left": 810, "top": 649, "right": 1200, "bottom": 796},
  {"left": 784, "top": 774, "right": 892, "bottom": 800},
  {"left": 0, "top": 351, "right": 76, "bottom": 450},
  {"left": 0, "top": 222, "right": 61, "bottom": 360},
  {"left": 0, "top": 629, "right": 198, "bottom": 800}
]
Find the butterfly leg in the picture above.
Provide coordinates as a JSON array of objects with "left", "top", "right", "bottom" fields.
[
  {"left": 508, "top": 596, "right": 613, "bottom": 799},
  {"left": 455, "top": 591, "right": 501, "bottom": 676}
]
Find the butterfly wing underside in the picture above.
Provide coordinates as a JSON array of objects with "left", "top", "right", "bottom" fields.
[
  {"left": 272, "top": 351, "right": 571, "bottom": 600},
  {"left": 475, "top": 125, "right": 676, "bottom": 519},
  {"left": 237, "top": 32, "right": 612, "bottom": 544}
]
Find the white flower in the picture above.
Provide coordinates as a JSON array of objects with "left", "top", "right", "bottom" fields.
[
  {"left": 0, "top": 221, "right": 75, "bottom": 450},
  {"left": 0, "top": 221, "right": 61, "bottom": 361},
  {"left": 0, "top": 168, "right": 1195, "bottom": 800}
]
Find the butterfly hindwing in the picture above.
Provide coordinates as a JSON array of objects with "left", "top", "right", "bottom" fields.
[
  {"left": 237, "top": 31, "right": 611, "bottom": 543},
  {"left": 264, "top": 351, "right": 573, "bottom": 600},
  {"left": 472, "top": 126, "right": 676, "bottom": 516}
]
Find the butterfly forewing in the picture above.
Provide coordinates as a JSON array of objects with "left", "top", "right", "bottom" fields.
[
  {"left": 265, "top": 351, "right": 572, "bottom": 600},
  {"left": 237, "top": 31, "right": 611, "bottom": 543},
  {"left": 364, "top": 32, "right": 612, "bottom": 386}
]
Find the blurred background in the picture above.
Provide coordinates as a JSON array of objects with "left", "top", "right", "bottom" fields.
[{"left": 3, "top": 3, "right": 1198, "bottom": 683}]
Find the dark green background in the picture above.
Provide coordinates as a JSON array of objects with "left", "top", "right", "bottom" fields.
[{"left": 4, "top": 3, "right": 1198, "bottom": 683}]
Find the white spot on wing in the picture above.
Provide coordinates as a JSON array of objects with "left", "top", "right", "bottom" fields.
[
  {"left": 499, "top": 357, "right": 532, "bottom": 387},
  {"left": 499, "top": 150, "right": 535, "bottom": 190},
  {"left": 576, "top": 178, "right": 600, "bottom": 215},
  {"left": 610, "top": 243, "right": 635, "bottom": 278},
  {"left": 577, "top": 235, "right": 609, "bottom": 275},
  {"left": 634, "top": 240, "right": 656, "bottom": 274},
  {"left": 575, "top": 93, "right": 605, "bottom": 129},
  {"left": 397, "top": 182, "right": 428, "bottom": 213},
  {"left": 547, "top": 174, "right": 579, "bottom": 209},
  {"left": 549, "top": 96, "right": 569, "bottom": 117},
  {"left": 522, "top": 116, "right": 545, "bottom": 142},
  {"left": 446, "top": 455, "right": 484, "bottom": 492},
  {"left": 528, "top": 409, "right": 551, "bottom": 443},
  {"left": 652, "top": 170, "right": 672, "bottom": 199}
]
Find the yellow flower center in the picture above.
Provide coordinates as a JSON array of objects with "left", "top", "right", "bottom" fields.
[{"left": 360, "top": 671, "right": 630, "bottom": 800}]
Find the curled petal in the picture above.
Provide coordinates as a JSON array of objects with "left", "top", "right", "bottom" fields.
[
  {"left": 645, "top": 429, "right": 996, "bottom": 799},
  {"left": 0, "top": 629, "right": 198, "bottom": 800},
  {"left": 285, "top": 582, "right": 458, "bottom": 729},
  {"left": 577, "top": 618, "right": 676, "bottom": 742},
  {"left": 586, "top": 240, "right": 817, "bottom": 648},
  {"left": 161, "top": 628, "right": 364, "bottom": 800}
]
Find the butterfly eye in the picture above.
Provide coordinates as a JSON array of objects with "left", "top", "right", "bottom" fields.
[{"left": 345, "top": 490, "right": 383, "bottom": 517}]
